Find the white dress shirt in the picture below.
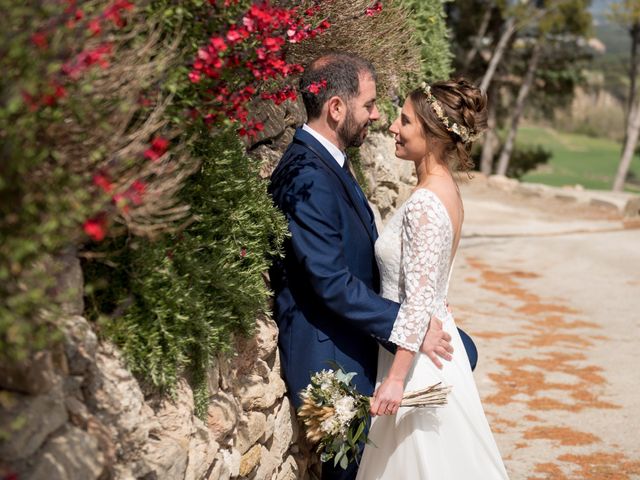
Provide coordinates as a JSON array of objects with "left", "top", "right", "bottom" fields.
[{"left": 302, "top": 124, "right": 346, "bottom": 168}]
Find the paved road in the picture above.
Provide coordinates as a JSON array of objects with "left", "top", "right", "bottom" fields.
[{"left": 450, "top": 180, "right": 640, "bottom": 479}]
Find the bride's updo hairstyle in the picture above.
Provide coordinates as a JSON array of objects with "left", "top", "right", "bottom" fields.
[{"left": 409, "top": 78, "right": 488, "bottom": 172}]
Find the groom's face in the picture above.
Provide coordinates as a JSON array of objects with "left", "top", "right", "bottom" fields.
[{"left": 337, "top": 73, "right": 380, "bottom": 148}]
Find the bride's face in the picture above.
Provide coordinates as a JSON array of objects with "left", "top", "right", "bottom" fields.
[{"left": 389, "top": 98, "right": 427, "bottom": 162}]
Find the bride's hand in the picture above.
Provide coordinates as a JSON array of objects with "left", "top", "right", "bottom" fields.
[
  {"left": 420, "top": 317, "right": 453, "bottom": 369},
  {"left": 370, "top": 377, "right": 404, "bottom": 416}
]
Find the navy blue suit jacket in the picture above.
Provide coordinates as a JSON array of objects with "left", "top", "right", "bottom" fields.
[{"left": 269, "top": 128, "right": 477, "bottom": 410}]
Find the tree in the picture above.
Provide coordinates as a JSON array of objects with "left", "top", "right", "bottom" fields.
[
  {"left": 609, "top": 0, "right": 640, "bottom": 190},
  {"left": 613, "top": 96, "right": 640, "bottom": 191},
  {"left": 494, "top": 0, "right": 591, "bottom": 176}
]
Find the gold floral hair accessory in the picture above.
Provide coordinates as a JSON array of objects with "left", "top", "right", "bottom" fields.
[{"left": 420, "top": 82, "right": 480, "bottom": 144}]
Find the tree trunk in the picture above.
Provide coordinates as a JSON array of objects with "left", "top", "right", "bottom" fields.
[
  {"left": 627, "top": 22, "right": 640, "bottom": 121},
  {"left": 495, "top": 40, "right": 542, "bottom": 177},
  {"left": 464, "top": 2, "right": 494, "bottom": 70},
  {"left": 480, "top": 87, "right": 498, "bottom": 175},
  {"left": 480, "top": 16, "right": 516, "bottom": 93},
  {"left": 613, "top": 97, "right": 640, "bottom": 192}
]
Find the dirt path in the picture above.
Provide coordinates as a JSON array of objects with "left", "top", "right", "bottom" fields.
[{"left": 450, "top": 180, "right": 640, "bottom": 479}]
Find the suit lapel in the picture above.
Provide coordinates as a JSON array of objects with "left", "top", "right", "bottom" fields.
[{"left": 292, "top": 129, "right": 376, "bottom": 243}]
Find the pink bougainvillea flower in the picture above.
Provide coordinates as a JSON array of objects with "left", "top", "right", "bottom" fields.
[
  {"left": 306, "top": 79, "right": 327, "bottom": 95},
  {"left": 143, "top": 148, "right": 160, "bottom": 161},
  {"left": 188, "top": 70, "right": 201, "bottom": 83},
  {"left": 88, "top": 19, "right": 102, "bottom": 36},
  {"left": 151, "top": 137, "right": 169, "bottom": 152},
  {"left": 93, "top": 173, "right": 113, "bottom": 193},
  {"left": 105, "top": 0, "right": 133, "bottom": 27},
  {"left": 144, "top": 136, "right": 169, "bottom": 161},
  {"left": 83, "top": 215, "right": 107, "bottom": 241},
  {"left": 365, "top": 2, "right": 383, "bottom": 17},
  {"left": 209, "top": 36, "right": 228, "bottom": 52},
  {"left": 128, "top": 180, "right": 146, "bottom": 205},
  {"left": 31, "top": 32, "right": 48, "bottom": 50}
]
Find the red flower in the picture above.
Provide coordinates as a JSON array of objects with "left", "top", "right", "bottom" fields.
[
  {"left": 144, "top": 136, "right": 169, "bottom": 161},
  {"left": 131, "top": 180, "right": 146, "bottom": 194},
  {"left": 365, "top": 2, "right": 383, "bottom": 17},
  {"left": 93, "top": 173, "right": 113, "bottom": 193},
  {"left": 105, "top": 0, "right": 134, "bottom": 27},
  {"left": 31, "top": 32, "right": 48, "bottom": 50},
  {"left": 306, "top": 79, "right": 327, "bottom": 95},
  {"left": 188, "top": 70, "right": 201, "bottom": 83},
  {"left": 143, "top": 149, "right": 160, "bottom": 161},
  {"left": 151, "top": 137, "right": 169, "bottom": 152},
  {"left": 21, "top": 91, "right": 39, "bottom": 111},
  {"left": 210, "top": 36, "right": 227, "bottom": 52},
  {"left": 53, "top": 84, "right": 67, "bottom": 99},
  {"left": 226, "top": 26, "right": 249, "bottom": 43},
  {"left": 83, "top": 215, "right": 107, "bottom": 241},
  {"left": 240, "top": 247, "right": 247, "bottom": 257},
  {"left": 88, "top": 19, "right": 102, "bottom": 36},
  {"left": 263, "top": 37, "right": 284, "bottom": 52}
]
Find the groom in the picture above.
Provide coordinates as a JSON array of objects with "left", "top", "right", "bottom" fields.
[{"left": 269, "top": 53, "right": 477, "bottom": 479}]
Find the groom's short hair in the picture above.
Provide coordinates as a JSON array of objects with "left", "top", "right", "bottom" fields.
[{"left": 299, "top": 53, "right": 377, "bottom": 120}]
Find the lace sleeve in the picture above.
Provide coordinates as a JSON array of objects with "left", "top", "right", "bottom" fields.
[{"left": 389, "top": 191, "right": 451, "bottom": 352}]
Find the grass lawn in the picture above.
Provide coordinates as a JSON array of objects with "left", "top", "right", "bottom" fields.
[{"left": 515, "top": 125, "right": 640, "bottom": 193}]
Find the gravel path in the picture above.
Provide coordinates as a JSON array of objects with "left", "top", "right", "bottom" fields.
[{"left": 449, "top": 179, "right": 640, "bottom": 479}]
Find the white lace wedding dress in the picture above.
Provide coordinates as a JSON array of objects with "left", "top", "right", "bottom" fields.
[{"left": 356, "top": 188, "right": 509, "bottom": 479}]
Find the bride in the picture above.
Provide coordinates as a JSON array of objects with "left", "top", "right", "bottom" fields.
[{"left": 356, "top": 79, "right": 509, "bottom": 479}]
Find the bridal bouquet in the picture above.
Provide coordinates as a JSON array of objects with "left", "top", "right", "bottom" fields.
[{"left": 298, "top": 368, "right": 451, "bottom": 470}]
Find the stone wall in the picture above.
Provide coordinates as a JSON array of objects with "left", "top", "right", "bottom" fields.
[
  {"left": 0, "top": 103, "right": 408, "bottom": 480},
  {"left": 0, "top": 99, "right": 318, "bottom": 480},
  {"left": 0, "top": 250, "right": 316, "bottom": 480}
]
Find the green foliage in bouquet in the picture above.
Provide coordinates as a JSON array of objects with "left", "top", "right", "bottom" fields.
[
  {"left": 298, "top": 369, "right": 372, "bottom": 470},
  {"left": 84, "top": 128, "right": 288, "bottom": 416},
  {"left": 298, "top": 367, "right": 451, "bottom": 469}
]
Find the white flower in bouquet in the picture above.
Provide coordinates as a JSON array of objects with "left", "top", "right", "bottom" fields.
[{"left": 298, "top": 366, "right": 451, "bottom": 470}]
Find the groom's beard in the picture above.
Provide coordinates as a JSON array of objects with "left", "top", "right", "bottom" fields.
[{"left": 338, "top": 110, "right": 370, "bottom": 148}]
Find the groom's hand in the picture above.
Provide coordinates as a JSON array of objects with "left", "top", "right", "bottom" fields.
[{"left": 420, "top": 317, "right": 453, "bottom": 369}]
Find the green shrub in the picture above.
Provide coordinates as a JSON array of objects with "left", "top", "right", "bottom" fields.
[
  {"left": 472, "top": 144, "right": 552, "bottom": 179},
  {"left": 401, "top": 0, "right": 453, "bottom": 83},
  {"left": 84, "top": 129, "right": 287, "bottom": 415}
]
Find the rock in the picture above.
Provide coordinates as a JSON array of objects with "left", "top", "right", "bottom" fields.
[
  {"left": 0, "top": 351, "right": 57, "bottom": 394},
  {"left": 276, "top": 455, "right": 299, "bottom": 480},
  {"left": 185, "top": 418, "right": 218, "bottom": 480},
  {"left": 262, "top": 411, "right": 276, "bottom": 444},
  {"left": 222, "top": 448, "right": 241, "bottom": 477},
  {"left": 255, "top": 315, "right": 279, "bottom": 360},
  {"left": 235, "top": 411, "right": 267, "bottom": 454},
  {"left": 372, "top": 186, "right": 398, "bottom": 220},
  {"left": 63, "top": 315, "right": 98, "bottom": 375},
  {"left": 207, "top": 360, "right": 220, "bottom": 397},
  {"left": 255, "top": 446, "right": 279, "bottom": 480},
  {"left": 0, "top": 381, "right": 67, "bottom": 460},
  {"left": 143, "top": 434, "right": 189, "bottom": 480},
  {"left": 271, "top": 396, "right": 295, "bottom": 462},
  {"left": 239, "top": 444, "right": 262, "bottom": 477},
  {"left": 207, "top": 453, "right": 231, "bottom": 480},
  {"left": 85, "top": 343, "right": 157, "bottom": 450},
  {"left": 238, "top": 367, "right": 286, "bottom": 410},
  {"left": 144, "top": 379, "right": 201, "bottom": 479},
  {"left": 50, "top": 247, "right": 85, "bottom": 316},
  {"left": 26, "top": 425, "right": 106, "bottom": 480},
  {"left": 207, "top": 391, "right": 239, "bottom": 443}
]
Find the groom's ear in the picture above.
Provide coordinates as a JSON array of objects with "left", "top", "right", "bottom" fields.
[{"left": 326, "top": 96, "right": 346, "bottom": 123}]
